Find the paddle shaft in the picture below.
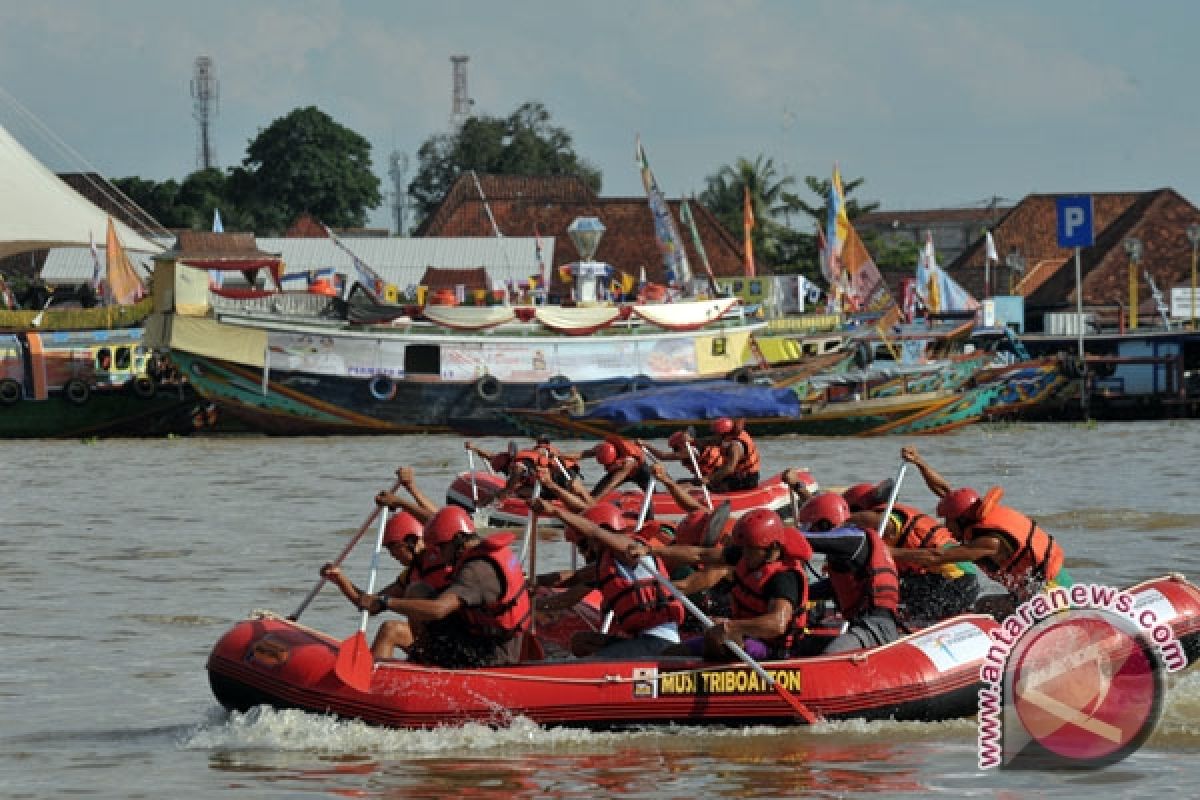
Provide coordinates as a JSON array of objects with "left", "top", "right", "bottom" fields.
[
  {"left": 601, "top": 477, "right": 658, "bottom": 636},
  {"left": 357, "top": 508, "right": 391, "bottom": 634},
  {"left": 879, "top": 463, "right": 908, "bottom": 539},
  {"left": 466, "top": 447, "right": 480, "bottom": 504},
  {"left": 519, "top": 481, "right": 542, "bottom": 564},
  {"left": 650, "top": 571, "right": 819, "bottom": 724},
  {"left": 289, "top": 478, "right": 403, "bottom": 620},
  {"left": 685, "top": 443, "right": 713, "bottom": 509}
]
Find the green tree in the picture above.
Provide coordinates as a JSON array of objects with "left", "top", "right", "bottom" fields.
[
  {"left": 409, "top": 102, "right": 601, "bottom": 224},
  {"left": 231, "top": 106, "right": 381, "bottom": 234},
  {"left": 789, "top": 174, "right": 879, "bottom": 232},
  {"left": 699, "top": 155, "right": 809, "bottom": 274},
  {"left": 112, "top": 176, "right": 183, "bottom": 227}
]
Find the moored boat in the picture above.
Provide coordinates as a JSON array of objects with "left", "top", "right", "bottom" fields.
[{"left": 205, "top": 573, "right": 1200, "bottom": 729}]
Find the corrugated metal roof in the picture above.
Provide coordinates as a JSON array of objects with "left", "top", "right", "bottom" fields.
[
  {"left": 41, "top": 236, "right": 557, "bottom": 289},
  {"left": 40, "top": 247, "right": 154, "bottom": 284}
]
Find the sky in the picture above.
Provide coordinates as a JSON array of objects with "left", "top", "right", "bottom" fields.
[{"left": 1, "top": 0, "right": 1197, "bottom": 235}]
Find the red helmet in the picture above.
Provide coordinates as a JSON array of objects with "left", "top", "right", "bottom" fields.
[
  {"left": 595, "top": 442, "right": 618, "bottom": 467},
  {"left": 937, "top": 487, "right": 981, "bottom": 525},
  {"left": 667, "top": 431, "right": 690, "bottom": 451},
  {"left": 423, "top": 505, "right": 474, "bottom": 548},
  {"left": 732, "top": 508, "right": 787, "bottom": 549},
  {"left": 674, "top": 509, "right": 711, "bottom": 546},
  {"left": 797, "top": 493, "right": 850, "bottom": 532},
  {"left": 711, "top": 417, "right": 734, "bottom": 436},
  {"left": 566, "top": 502, "right": 627, "bottom": 542},
  {"left": 489, "top": 452, "right": 512, "bottom": 473},
  {"left": 842, "top": 483, "right": 879, "bottom": 512},
  {"left": 383, "top": 511, "right": 422, "bottom": 546}
]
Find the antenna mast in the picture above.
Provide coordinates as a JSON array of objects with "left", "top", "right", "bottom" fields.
[
  {"left": 190, "top": 56, "right": 219, "bottom": 170},
  {"left": 450, "top": 55, "right": 472, "bottom": 129},
  {"left": 388, "top": 150, "right": 409, "bottom": 236}
]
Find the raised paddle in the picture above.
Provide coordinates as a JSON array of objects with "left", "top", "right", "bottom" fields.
[
  {"left": 289, "top": 476, "right": 404, "bottom": 621},
  {"left": 684, "top": 442, "right": 713, "bottom": 510},
  {"left": 601, "top": 475, "right": 659, "bottom": 635},
  {"left": 334, "top": 507, "right": 390, "bottom": 691},
  {"left": 649, "top": 569, "right": 821, "bottom": 724},
  {"left": 878, "top": 463, "right": 909, "bottom": 540}
]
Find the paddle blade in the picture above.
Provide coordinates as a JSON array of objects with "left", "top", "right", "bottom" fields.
[
  {"left": 334, "top": 632, "right": 375, "bottom": 691},
  {"left": 773, "top": 682, "right": 820, "bottom": 724}
]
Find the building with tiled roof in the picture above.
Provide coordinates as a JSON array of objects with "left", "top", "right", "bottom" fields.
[
  {"left": 415, "top": 174, "right": 747, "bottom": 293},
  {"left": 856, "top": 205, "right": 1011, "bottom": 267},
  {"left": 944, "top": 189, "right": 1200, "bottom": 329}
]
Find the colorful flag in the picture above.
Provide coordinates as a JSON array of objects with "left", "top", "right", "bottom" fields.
[
  {"left": 105, "top": 216, "right": 146, "bottom": 306},
  {"left": 824, "top": 164, "right": 850, "bottom": 286},
  {"left": 985, "top": 230, "right": 999, "bottom": 264},
  {"left": 679, "top": 197, "right": 716, "bottom": 291},
  {"left": 635, "top": 136, "right": 692, "bottom": 290},
  {"left": 742, "top": 187, "right": 756, "bottom": 278}
]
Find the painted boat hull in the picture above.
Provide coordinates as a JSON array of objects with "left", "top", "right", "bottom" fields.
[{"left": 206, "top": 574, "right": 1200, "bottom": 730}]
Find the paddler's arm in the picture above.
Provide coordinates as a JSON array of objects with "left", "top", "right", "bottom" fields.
[
  {"left": 534, "top": 581, "right": 593, "bottom": 612},
  {"left": 535, "top": 467, "right": 590, "bottom": 512},
  {"left": 535, "top": 500, "right": 642, "bottom": 568},
  {"left": 591, "top": 459, "right": 635, "bottom": 497},
  {"left": 639, "top": 541, "right": 727, "bottom": 569},
  {"left": 900, "top": 446, "right": 952, "bottom": 499},
  {"left": 650, "top": 463, "right": 705, "bottom": 513},
  {"left": 893, "top": 535, "right": 1003, "bottom": 567},
  {"left": 638, "top": 439, "right": 679, "bottom": 462},
  {"left": 319, "top": 564, "right": 363, "bottom": 605},
  {"left": 673, "top": 563, "right": 733, "bottom": 595},
  {"left": 463, "top": 440, "right": 494, "bottom": 461},
  {"left": 367, "top": 590, "right": 464, "bottom": 622},
  {"left": 714, "top": 596, "right": 795, "bottom": 644}
]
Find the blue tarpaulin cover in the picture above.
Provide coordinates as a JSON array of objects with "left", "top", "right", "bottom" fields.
[{"left": 583, "top": 381, "right": 800, "bottom": 424}]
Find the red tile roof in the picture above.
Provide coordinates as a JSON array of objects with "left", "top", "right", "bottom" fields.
[{"left": 417, "top": 174, "right": 747, "bottom": 290}]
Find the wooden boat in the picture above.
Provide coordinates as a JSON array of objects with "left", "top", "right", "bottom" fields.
[
  {"left": 445, "top": 470, "right": 799, "bottom": 527},
  {"left": 206, "top": 574, "right": 1200, "bottom": 729},
  {"left": 146, "top": 233, "right": 767, "bottom": 435}
]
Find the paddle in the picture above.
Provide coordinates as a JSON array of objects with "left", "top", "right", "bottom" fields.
[
  {"left": 684, "top": 442, "right": 713, "bottom": 510},
  {"left": 334, "top": 507, "right": 390, "bottom": 691},
  {"left": 518, "top": 481, "right": 543, "bottom": 563},
  {"left": 465, "top": 444, "right": 493, "bottom": 528},
  {"left": 878, "top": 463, "right": 909, "bottom": 540},
  {"left": 289, "top": 477, "right": 404, "bottom": 621},
  {"left": 648, "top": 568, "right": 820, "bottom": 724}
]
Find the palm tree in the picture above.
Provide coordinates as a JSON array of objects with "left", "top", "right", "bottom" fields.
[{"left": 699, "top": 155, "right": 797, "bottom": 269}]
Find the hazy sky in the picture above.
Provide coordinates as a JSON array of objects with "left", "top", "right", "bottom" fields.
[{"left": 1, "top": 0, "right": 1196, "bottom": 233}]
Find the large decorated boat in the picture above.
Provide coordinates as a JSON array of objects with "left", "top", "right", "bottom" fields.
[
  {"left": 145, "top": 229, "right": 766, "bottom": 435},
  {"left": 207, "top": 574, "right": 1200, "bottom": 729}
]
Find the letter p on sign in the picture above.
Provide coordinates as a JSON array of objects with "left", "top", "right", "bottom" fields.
[{"left": 1056, "top": 196, "right": 1094, "bottom": 248}]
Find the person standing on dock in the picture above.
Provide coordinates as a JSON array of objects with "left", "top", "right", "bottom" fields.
[{"left": 703, "top": 418, "right": 760, "bottom": 492}]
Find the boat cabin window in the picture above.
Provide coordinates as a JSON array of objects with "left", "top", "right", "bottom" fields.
[
  {"left": 711, "top": 337, "right": 727, "bottom": 357},
  {"left": 404, "top": 344, "right": 440, "bottom": 376},
  {"left": 114, "top": 346, "right": 132, "bottom": 370},
  {"left": 96, "top": 348, "right": 112, "bottom": 371}
]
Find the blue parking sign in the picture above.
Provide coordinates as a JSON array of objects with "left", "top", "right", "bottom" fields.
[{"left": 1056, "top": 195, "right": 1094, "bottom": 248}]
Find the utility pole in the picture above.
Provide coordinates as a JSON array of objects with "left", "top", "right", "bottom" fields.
[{"left": 190, "top": 56, "right": 219, "bottom": 170}]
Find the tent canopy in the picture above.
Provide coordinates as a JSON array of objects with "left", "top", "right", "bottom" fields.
[{"left": 0, "top": 123, "right": 165, "bottom": 259}]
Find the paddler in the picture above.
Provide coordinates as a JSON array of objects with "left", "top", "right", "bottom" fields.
[
  {"left": 703, "top": 418, "right": 761, "bottom": 492},
  {"left": 894, "top": 445, "right": 1072, "bottom": 612},
  {"left": 640, "top": 429, "right": 724, "bottom": 486},
  {"left": 373, "top": 465, "right": 439, "bottom": 522},
  {"left": 639, "top": 507, "right": 813, "bottom": 660},
  {"left": 843, "top": 481, "right": 981, "bottom": 624},
  {"left": 793, "top": 492, "right": 903, "bottom": 654},
  {"left": 353, "top": 506, "right": 533, "bottom": 668},
  {"left": 530, "top": 498, "right": 684, "bottom": 659},
  {"left": 584, "top": 435, "right": 654, "bottom": 497}
]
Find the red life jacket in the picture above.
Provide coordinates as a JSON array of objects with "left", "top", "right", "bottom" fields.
[
  {"left": 691, "top": 444, "right": 724, "bottom": 478},
  {"left": 453, "top": 533, "right": 532, "bottom": 640},
  {"left": 827, "top": 527, "right": 900, "bottom": 618},
  {"left": 595, "top": 549, "right": 684, "bottom": 635},
  {"left": 888, "top": 503, "right": 957, "bottom": 576},
  {"left": 538, "top": 444, "right": 579, "bottom": 473},
  {"left": 605, "top": 435, "right": 645, "bottom": 472},
  {"left": 401, "top": 551, "right": 455, "bottom": 592},
  {"left": 961, "top": 505, "right": 1063, "bottom": 592},
  {"left": 730, "top": 559, "right": 808, "bottom": 650},
  {"left": 726, "top": 431, "right": 760, "bottom": 478},
  {"left": 512, "top": 448, "right": 549, "bottom": 474}
]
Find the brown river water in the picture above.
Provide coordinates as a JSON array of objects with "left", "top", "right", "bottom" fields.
[{"left": 3, "top": 421, "right": 1199, "bottom": 798}]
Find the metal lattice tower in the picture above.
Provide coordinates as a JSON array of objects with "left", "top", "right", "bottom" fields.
[
  {"left": 388, "top": 150, "right": 409, "bottom": 236},
  {"left": 190, "top": 56, "right": 219, "bottom": 170},
  {"left": 450, "top": 55, "right": 472, "bottom": 128}
]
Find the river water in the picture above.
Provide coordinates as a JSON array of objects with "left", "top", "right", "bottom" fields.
[{"left": 4, "top": 422, "right": 1200, "bottom": 798}]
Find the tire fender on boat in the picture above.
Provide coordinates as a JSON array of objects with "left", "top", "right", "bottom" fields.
[
  {"left": 475, "top": 375, "right": 502, "bottom": 402},
  {"left": 729, "top": 367, "right": 753, "bottom": 384},
  {"left": 130, "top": 375, "right": 156, "bottom": 398},
  {"left": 64, "top": 379, "right": 90, "bottom": 405},
  {"left": 546, "top": 375, "right": 573, "bottom": 403},
  {"left": 369, "top": 375, "right": 397, "bottom": 401},
  {"left": 0, "top": 379, "right": 20, "bottom": 405}
]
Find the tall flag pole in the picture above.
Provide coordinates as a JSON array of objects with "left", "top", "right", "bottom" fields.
[
  {"left": 742, "top": 186, "right": 756, "bottom": 278},
  {"left": 636, "top": 136, "right": 692, "bottom": 292},
  {"left": 533, "top": 225, "right": 546, "bottom": 302},
  {"left": 679, "top": 197, "right": 717, "bottom": 293}
]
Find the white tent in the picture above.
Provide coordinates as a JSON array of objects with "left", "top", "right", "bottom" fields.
[{"left": 0, "top": 123, "right": 164, "bottom": 259}]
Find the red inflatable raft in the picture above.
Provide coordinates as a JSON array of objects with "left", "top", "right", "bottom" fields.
[
  {"left": 207, "top": 575, "right": 1200, "bottom": 730},
  {"left": 446, "top": 470, "right": 801, "bottom": 528}
]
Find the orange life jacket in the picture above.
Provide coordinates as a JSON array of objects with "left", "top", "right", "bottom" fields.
[
  {"left": 887, "top": 502, "right": 957, "bottom": 576},
  {"left": 604, "top": 435, "right": 645, "bottom": 472},
  {"left": 512, "top": 448, "right": 549, "bottom": 474},
  {"left": 453, "top": 533, "right": 532, "bottom": 640},
  {"left": 725, "top": 430, "right": 760, "bottom": 478},
  {"left": 690, "top": 444, "right": 724, "bottom": 478},
  {"left": 401, "top": 551, "right": 455, "bottom": 592},
  {"left": 827, "top": 527, "right": 900, "bottom": 618},
  {"left": 730, "top": 559, "right": 808, "bottom": 651},
  {"left": 537, "top": 444, "right": 579, "bottom": 473},
  {"left": 961, "top": 505, "right": 1063, "bottom": 593},
  {"left": 595, "top": 549, "right": 684, "bottom": 635}
]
